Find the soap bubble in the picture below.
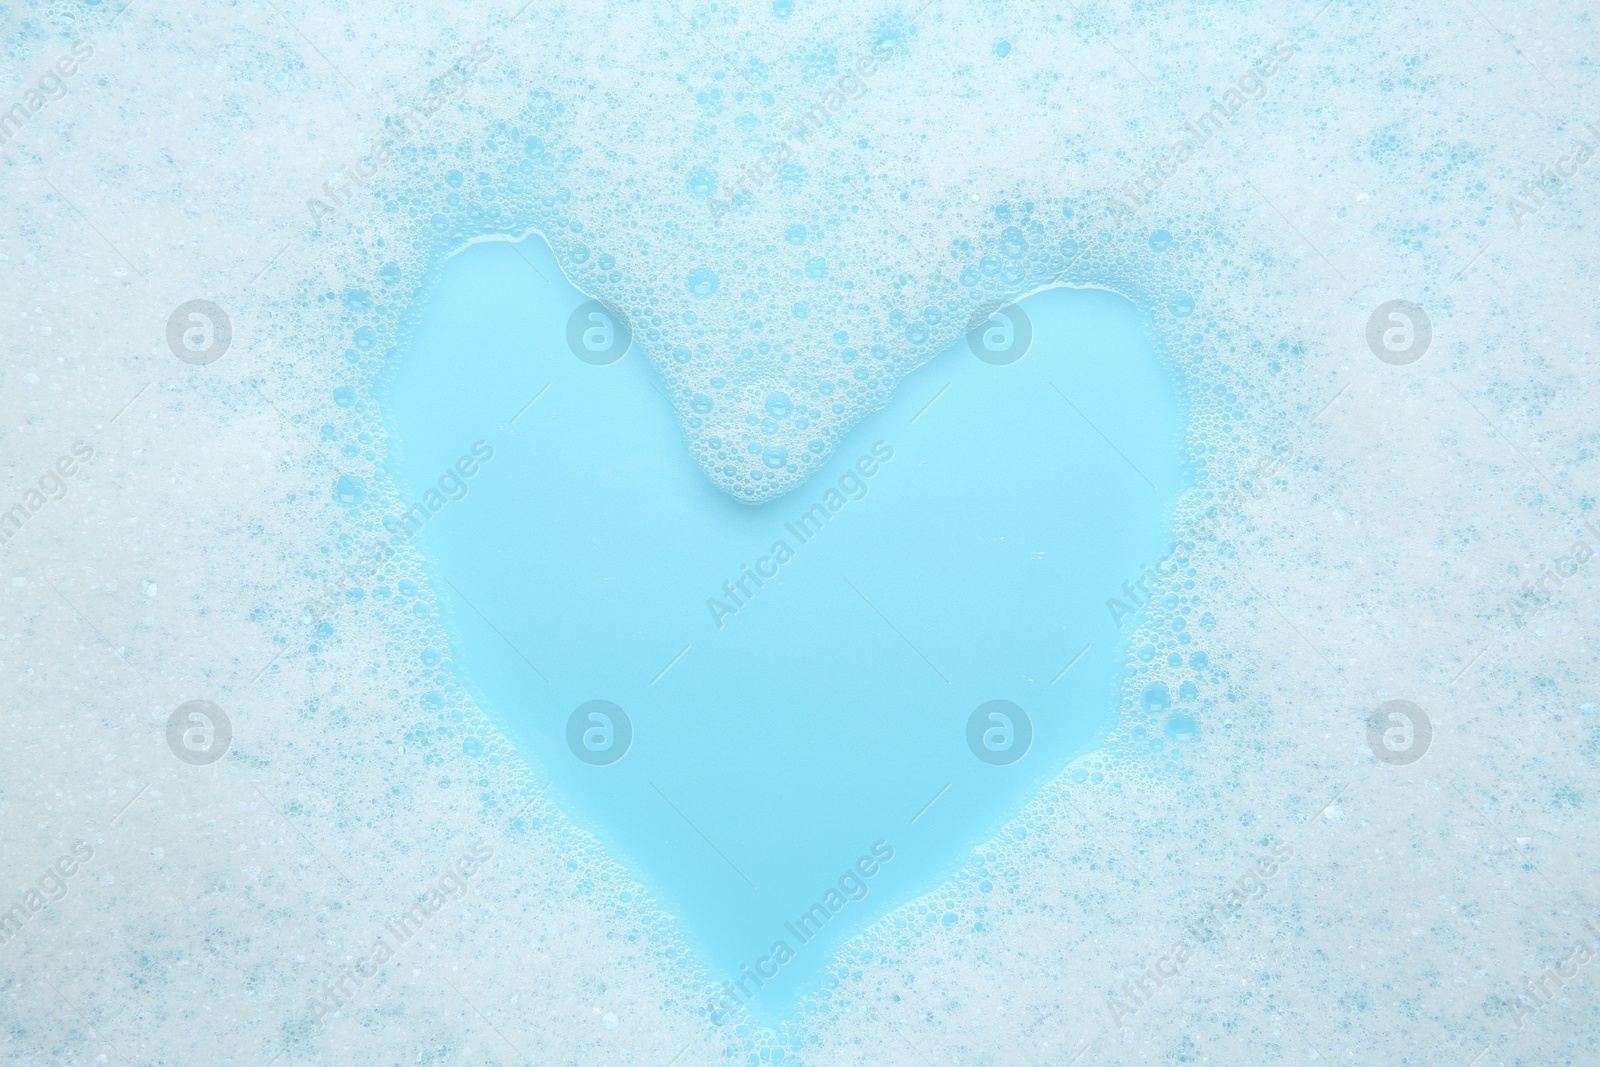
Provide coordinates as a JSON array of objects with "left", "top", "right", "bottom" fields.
[
  {"left": 999, "top": 226, "right": 1027, "bottom": 258},
  {"left": 335, "top": 474, "right": 366, "bottom": 506},
  {"left": 686, "top": 267, "right": 720, "bottom": 297},
  {"left": 688, "top": 166, "right": 717, "bottom": 198}
]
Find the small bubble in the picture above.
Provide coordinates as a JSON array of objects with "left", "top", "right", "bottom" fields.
[
  {"left": 335, "top": 474, "right": 366, "bottom": 506},
  {"left": 688, "top": 166, "right": 717, "bottom": 198},
  {"left": 999, "top": 226, "right": 1026, "bottom": 258},
  {"left": 686, "top": 267, "right": 720, "bottom": 298}
]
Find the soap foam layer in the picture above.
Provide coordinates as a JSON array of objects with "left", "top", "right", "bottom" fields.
[{"left": 4, "top": 0, "right": 1597, "bottom": 1064}]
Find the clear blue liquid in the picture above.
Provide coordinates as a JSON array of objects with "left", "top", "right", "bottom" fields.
[{"left": 384, "top": 234, "right": 1186, "bottom": 1024}]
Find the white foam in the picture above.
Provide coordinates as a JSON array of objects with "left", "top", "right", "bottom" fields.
[{"left": 3, "top": 0, "right": 1597, "bottom": 1064}]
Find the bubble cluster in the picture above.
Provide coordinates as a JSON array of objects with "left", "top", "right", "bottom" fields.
[
  {"left": 228, "top": 2, "right": 1325, "bottom": 1058},
  {"left": 240, "top": 1, "right": 1311, "bottom": 510}
]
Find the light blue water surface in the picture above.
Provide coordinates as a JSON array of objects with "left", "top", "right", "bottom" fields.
[{"left": 384, "top": 234, "right": 1186, "bottom": 1023}]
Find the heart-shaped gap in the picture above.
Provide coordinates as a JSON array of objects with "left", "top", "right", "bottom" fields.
[{"left": 383, "top": 233, "right": 1187, "bottom": 1024}]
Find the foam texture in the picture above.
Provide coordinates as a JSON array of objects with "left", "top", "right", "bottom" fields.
[{"left": 2, "top": 0, "right": 1598, "bottom": 1064}]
